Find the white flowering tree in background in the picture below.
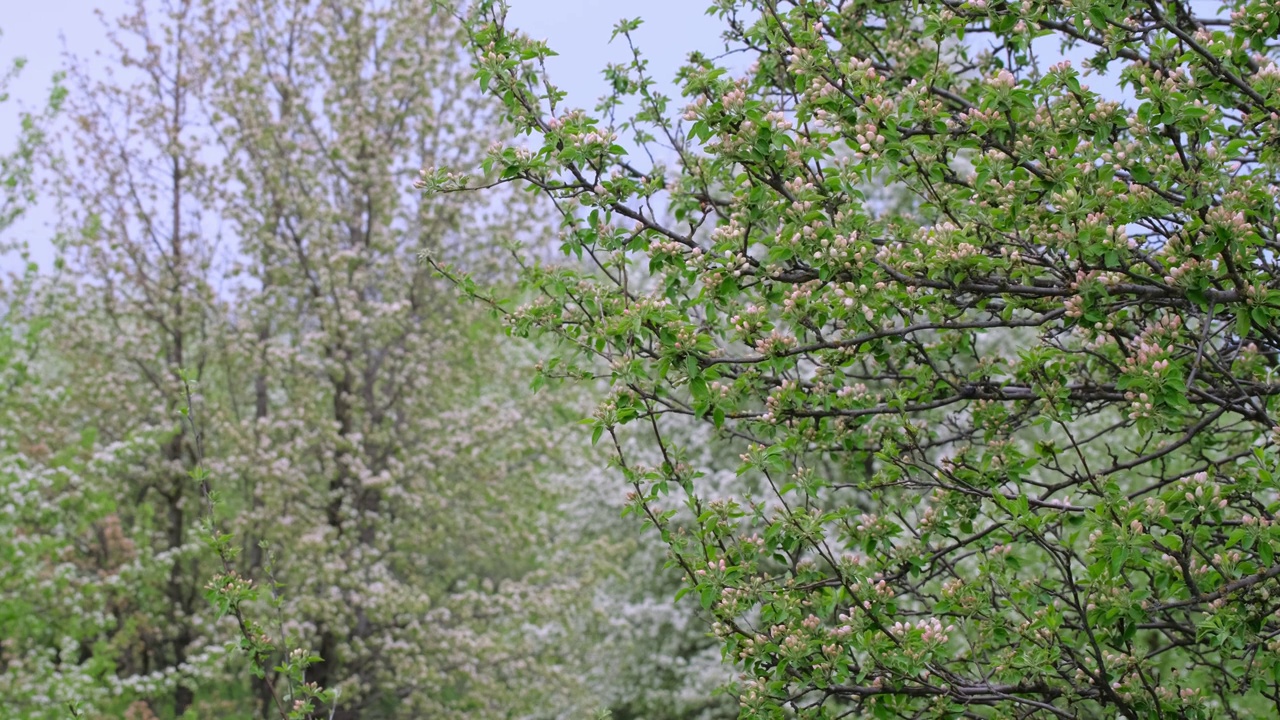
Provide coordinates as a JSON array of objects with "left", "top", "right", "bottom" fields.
[
  {"left": 200, "top": 0, "right": 586, "bottom": 714},
  {"left": 429, "top": 0, "right": 1280, "bottom": 716}
]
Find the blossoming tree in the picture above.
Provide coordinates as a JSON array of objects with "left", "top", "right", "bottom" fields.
[
  {"left": 0, "top": 1, "right": 621, "bottom": 718},
  {"left": 430, "top": 0, "right": 1280, "bottom": 716},
  {"left": 200, "top": 1, "right": 592, "bottom": 713}
]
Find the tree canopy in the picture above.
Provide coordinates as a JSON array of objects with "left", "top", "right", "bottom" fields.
[{"left": 429, "top": 0, "right": 1280, "bottom": 716}]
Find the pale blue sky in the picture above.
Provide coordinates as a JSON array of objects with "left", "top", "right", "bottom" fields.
[{"left": 0, "top": 0, "right": 728, "bottom": 270}]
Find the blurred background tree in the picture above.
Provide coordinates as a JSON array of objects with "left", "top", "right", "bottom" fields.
[{"left": 0, "top": 1, "right": 731, "bottom": 718}]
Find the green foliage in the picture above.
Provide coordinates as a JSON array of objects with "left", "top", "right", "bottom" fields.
[
  {"left": 0, "top": 31, "right": 64, "bottom": 236},
  {"left": 440, "top": 0, "right": 1280, "bottom": 716}
]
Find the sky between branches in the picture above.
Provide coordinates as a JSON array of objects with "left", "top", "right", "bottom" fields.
[
  {"left": 0, "top": 0, "right": 728, "bottom": 273},
  {"left": 1, "top": 0, "right": 1161, "bottom": 278}
]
